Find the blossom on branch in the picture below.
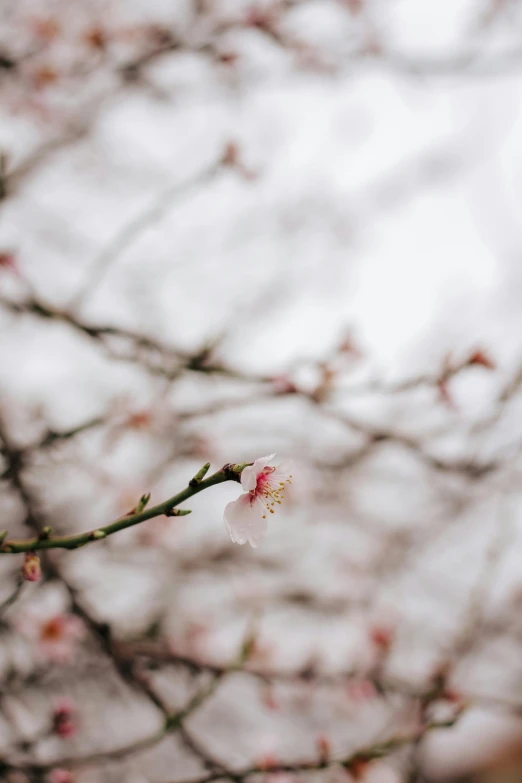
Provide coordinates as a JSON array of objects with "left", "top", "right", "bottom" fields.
[
  {"left": 224, "top": 454, "right": 293, "bottom": 548},
  {"left": 18, "top": 612, "right": 86, "bottom": 663},
  {"left": 37, "top": 614, "right": 84, "bottom": 662}
]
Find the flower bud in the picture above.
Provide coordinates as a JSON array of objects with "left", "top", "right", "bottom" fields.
[
  {"left": 467, "top": 349, "right": 495, "bottom": 370},
  {"left": 52, "top": 698, "right": 77, "bottom": 739},
  {"left": 369, "top": 625, "right": 394, "bottom": 652},
  {"left": 316, "top": 734, "right": 331, "bottom": 763},
  {"left": 0, "top": 252, "right": 17, "bottom": 271},
  {"left": 22, "top": 552, "right": 41, "bottom": 582},
  {"left": 271, "top": 375, "right": 298, "bottom": 395},
  {"left": 256, "top": 753, "right": 279, "bottom": 771},
  {"left": 346, "top": 757, "right": 371, "bottom": 780},
  {"left": 49, "top": 770, "right": 74, "bottom": 783},
  {"left": 49, "top": 767, "right": 74, "bottom": 783}
]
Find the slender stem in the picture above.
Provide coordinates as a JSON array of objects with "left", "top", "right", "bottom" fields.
[
  {"left": 0, "top": 579, "right": 24, "bottom": 614},
  {"left": 0, "top": 463, "right": 249, "bottom": 555}
]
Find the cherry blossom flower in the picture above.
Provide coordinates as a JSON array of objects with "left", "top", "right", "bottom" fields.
[
  {"left": 224, "top": 455, "right": 293, "bottom": 547},
  {"left": 17, "top": 612, "right": 85, "bottom": 663},
  {"left": 37, "top": 614, "right": 84, "bottom": 662}
]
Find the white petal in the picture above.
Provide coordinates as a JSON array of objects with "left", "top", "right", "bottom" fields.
[
  {"left": 241, "top": 454, "right": 276, "bottom": 491},
  {"left": 272, "top": 459, "right": 294, "bottom": 481},
  {"left": 223, "top": 493, "right": 268, "bottom": 547}
]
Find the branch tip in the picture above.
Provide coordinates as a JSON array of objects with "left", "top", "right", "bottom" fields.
[
  {"left": 189, "top": 462, "right": 211, "bottom": 486},
  {"left": 136, "top": 492, "right": 151, "bottom": 513}
]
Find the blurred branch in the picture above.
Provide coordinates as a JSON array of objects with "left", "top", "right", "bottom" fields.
[
  {"left": 4, "top": 674, "right": 223, "bottom": 774},
  {"left": 0, "top": 287, "right": 505, "bottom": 485},
  {"left": 167, "top": 712, "right": 464, "bottom": 783},
  {"left": 0, "top": 421, "right": 255, "bottom": 775},
  {"left": 3, "top": 597, "right": 258, "bottom": 775},
  {"left": 0, "top": 294, "right": 268, "bottom": 383},
  {"left": 125, "top": 638, "right": 522, "bottom": 716},
  {"left": 0, "top": 578, "right": 25, "bottom": 617}
]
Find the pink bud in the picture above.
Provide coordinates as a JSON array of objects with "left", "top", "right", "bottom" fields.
[
  {"left": 369, "top": 625, "right": 393, "bottom": 652},
  {"left": 338, "top": 331, "right": 362, "bottom": 358},
  {"left": 126, "top": 410, "right": 152, "bottom": 429},
  {"left": 245, "top": 7, "right": 277, "bottom": 30},
  {"left": 342, "top": 0, "right": 364, "bottom": 14},
  {"left": 31, "top": 17, "right": 60, "bottom": 42},
  {"left": 0, "top": 252, "right": 17, "bottom": 271},
  {"left": 345, "top": 679, "right": 377, "bottom": 703},
  {"left": 316, "top": 734, "right": 330, "bottom": 762},
  {"left": 22, "top": 551, "right": 41, "bottom": 582},
  {"left": 52, "top": 698, "right": 77, "bottom": 738},
  {"left": 31, "top": 64, "right": 59, "bottom": 89},
  {"left": 346, "top": 758, "right": 371, "bottom": 780},
  {"left": 260, "top": 684, "right": 279, "bottom": 711},
  {"left": 217, "top": 51, "right": 238, "bottom": 66},
  {"left": 256, "top": 753, "right": 279, "bottom": 771},
  {"left": 467, "top": 349, "right": 495, "bottom": 370},
  {"left": 442, "top": 687, "right": 462, "bottom": 705},
  {"left": 83, "top": 25, "right": 107, "bottom": 50},
  {"left": 271, "top": 375, "right": 298, "bottom": 395},
  {"left": 437, "top": 377, "right": 456, "bottom": 409},
  {"left": 222, "top": 141, "right": 240, "bottom": 167},
  {"left": 49, "top": 770, "right": 74, "bottom": 783}
]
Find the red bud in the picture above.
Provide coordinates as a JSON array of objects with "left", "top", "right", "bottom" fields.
[
  {"left": 467, "top": 350, "right": 495, "bottom": 370},
  {"left": 369, "top": 625, "right": 393, "bottom": 651}
]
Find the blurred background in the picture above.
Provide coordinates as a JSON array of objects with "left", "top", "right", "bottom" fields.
[{"left": 2, "top": 0, "right": 522, "bottom": 781}]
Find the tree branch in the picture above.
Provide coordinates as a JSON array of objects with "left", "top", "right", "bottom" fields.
[{"left": 0, "top": 459, "right": 248, "bottom": 554}]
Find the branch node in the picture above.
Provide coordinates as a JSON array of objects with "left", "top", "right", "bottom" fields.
[
  {"left": 39, "top": 526, "right": 52, "bottom": 540},
  {"left": 126, "top": 492, "right": 151, "bottom": 516},
  {"left": 90, "top": 529, "right": 107, "bottom": 540},
  {"left": 223, "top": 463, "right": 247, "bottom": 483},
  {"left": 164, "top": 712, "right": 181, "bottom": 731},
  {"left": 165, "top": 507, "right": 192, "bottom": 517}
]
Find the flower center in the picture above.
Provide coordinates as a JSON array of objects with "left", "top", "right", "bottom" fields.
[
  {"left": 252, "top": 467, "right": 291, "bottom": 519},
  {"left": 41, "top": 617, "right": 65, "bottom": 641}
]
